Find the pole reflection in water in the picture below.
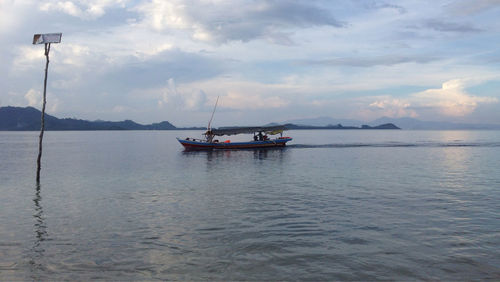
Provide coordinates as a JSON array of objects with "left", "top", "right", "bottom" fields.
[{"left": 30, "top": 184, "right": 48, "bottom": 276}]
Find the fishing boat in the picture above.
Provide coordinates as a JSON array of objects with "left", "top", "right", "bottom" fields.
[
  {"left": 177, "top": 96, "right": 292, "bottom": 150},
  {"left": 177, "top": 125, "right": 293, "bottom": 150}
]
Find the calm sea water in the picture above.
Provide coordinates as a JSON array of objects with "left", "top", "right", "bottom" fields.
[{"left": 1, "top": 130, "right": 499, "bottom": 280}]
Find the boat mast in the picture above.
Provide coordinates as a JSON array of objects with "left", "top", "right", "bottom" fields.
[
  {"left": 207, "top": 96, "right": 219, "bottom": 132},
  {"left": 206, "top": 96, "right": 219, "bottom": 142}
]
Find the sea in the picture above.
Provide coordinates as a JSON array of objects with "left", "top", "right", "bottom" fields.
[{"left": 1, "top": 130, "right": 499, "bottom": 280}]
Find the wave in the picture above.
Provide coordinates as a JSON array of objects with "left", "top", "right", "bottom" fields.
[{"left": 288, "top": 142, "right": 500, "bottom": 149}]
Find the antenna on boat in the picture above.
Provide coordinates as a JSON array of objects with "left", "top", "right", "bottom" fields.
[{"left": 207, "top": 95, "right": 219, "bottom": 131}]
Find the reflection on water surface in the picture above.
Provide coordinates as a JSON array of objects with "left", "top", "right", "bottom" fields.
[{"left": 0, "top": 130, "right": 499, "bottom": 280}]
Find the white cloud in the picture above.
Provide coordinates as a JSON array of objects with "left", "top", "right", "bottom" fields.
[
  {"left": 48, "top": 94, "right": 61, "bottom": 112},
  {"left": 446, "top": 0, "right": 500, "bottom": 16},
  {"left": 24, "top": 88, "right": 61, "bottom": 112},
  {"left": 39, "top": 0, "right": 127, "bottom": 19},
  {"left": 183, "top": 76, "right": 295, "bottom": 110},
  {"left": 184, "top": 90, "right": 207, "bottom": 110},
  {"left": 369, "top": 97, "right": 417, "bottom": 118},
  {"left": 112, "top": 105, "right": 130, "bottom": 113},
  {"left": 12, "top": 43, "right": 92, "bottom": 74},
  {"left": 2, "top": 1, "right": 500, "bottom": 125},
  {"left": 159, "top": 78, "right": 181, "bottom": 107},
  {"left": 0, "top": 0, "right": 34, "bottom": 35},
  {"left": 11, "top": 43, "right": 98, "bottom": 92},
  {"left": 59, "top": 44, "right": 91, "bottom": 67},
  {"left": 221, "top": 91, "right": 288, "bottom": 110},
  {"left": 24, "top": 88, "right": 40, "bottom": 107},
  {"left": 158, "top": 78, "right": 208, "bottom": 111},
  {"left": 12, "top": 46, "right": 45, "bottom": 71},
  {"left": 135, "top": 0, "right": 342, "bottom": 44},
  {"left": 413, "top": 79, "right": 498, "bottom": 116},
  {"left": 40, "top": 1, "right": 82, "bottom": 17},
  {"left": 366, "top": 79, "right": 498, "bottom": 118},
  {"left": 158, "top": 77, "right": 290, "bottom": 111},
  {"left": 136, "top": 0, "right": 190, "bottom": 31}
]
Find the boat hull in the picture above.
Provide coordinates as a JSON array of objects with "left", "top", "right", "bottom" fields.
[{"left": 177, "top": 137, "right": 292, "bottom": 150}]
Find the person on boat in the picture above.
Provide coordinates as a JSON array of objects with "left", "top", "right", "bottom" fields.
[
  {"left": 258, "top": 132, "right": 263, "bottom": 141},
  {"left": 205, "top": 130, "right": 214, "bottom": 143}
]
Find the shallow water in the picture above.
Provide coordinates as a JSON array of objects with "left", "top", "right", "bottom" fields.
[{"left": 1, "top": 130, "right": 499, "bottom": 280}]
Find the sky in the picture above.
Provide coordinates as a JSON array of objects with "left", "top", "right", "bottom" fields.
[{"left": 1, "top": 0, "right": 500, "bottom": 126}]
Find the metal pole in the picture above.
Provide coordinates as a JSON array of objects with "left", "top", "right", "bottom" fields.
[{"left": 36, "top": 43, "right": 50, "bottom": 184}]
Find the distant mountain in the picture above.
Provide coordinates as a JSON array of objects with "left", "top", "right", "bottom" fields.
[
  {"left": 283, "top": 116, "right": 363, "bottom": 127},
  {"left": 370, "top": 117, "right": 500, "bottom": 130},
  {"left": 0, "top": 106, "right": 177, "bottom": 131},
  {"left": 284, "top": 123, "right": 399, "bottom": 130},
  {"left": 281, "top": 115, "right": 500, "bottom": 130},
  {"left": 4, "top": 106, "right": 498, "bottom": 131}
]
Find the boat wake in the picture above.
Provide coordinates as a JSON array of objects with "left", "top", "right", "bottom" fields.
[{"left": 288, "top": 142, "right": 500, "bottom": 149}]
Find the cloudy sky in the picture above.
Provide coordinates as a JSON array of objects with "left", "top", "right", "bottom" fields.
[{"left": 1, "top": 0, "right": 500, "bottom": 126}]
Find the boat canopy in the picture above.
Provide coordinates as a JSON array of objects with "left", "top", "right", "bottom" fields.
[{"left": 207, "top": 125, "right": 286, "bottom": 136}]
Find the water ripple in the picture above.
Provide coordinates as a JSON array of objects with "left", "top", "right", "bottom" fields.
[{"left": 289, "top": 141, "right": 500, "bottom": 148}]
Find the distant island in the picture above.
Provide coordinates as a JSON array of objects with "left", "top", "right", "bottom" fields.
[
  {"left": 282, "top": 123, "right": 399, "bottom": 130},
  {"left": 0, "top": 106, "right": 399, "bottom": 131},
  {"left": 283, "top": 116, "right": 500, "bottom": 130},
  {"left": 0, "top": 106, "right": 199, "bottom": 131}
]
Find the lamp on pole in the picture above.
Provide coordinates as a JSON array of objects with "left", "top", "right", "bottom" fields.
[{"left": 32, "top": 33, "right": 62, "bottom": 184}]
